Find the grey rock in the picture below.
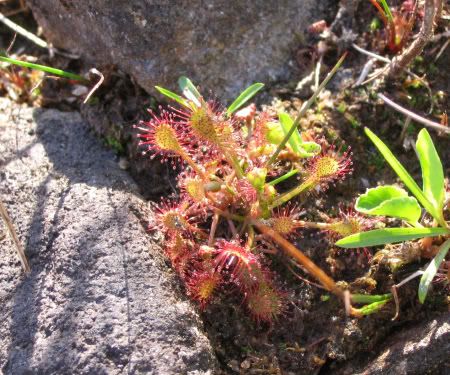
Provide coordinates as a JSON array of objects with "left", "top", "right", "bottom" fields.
[
  {"left": 0, "top": 98, "right": 217, "bottom": 374},
  {"left": 26, "top": 0, "right": 333, "bottom": 100},
  {"left": 337, "top": 313, "right": 450, "bottom": 375}
]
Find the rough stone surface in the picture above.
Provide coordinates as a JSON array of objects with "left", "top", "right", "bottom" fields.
[
  {"left": 26, "top": 0, "right": 334, "bottom": 100},
  {"left": 0, "top": 98, "right": 217, "bottom": 374},
  {"left": 336, "top": 313, "right": 450, "bottom": 375}
]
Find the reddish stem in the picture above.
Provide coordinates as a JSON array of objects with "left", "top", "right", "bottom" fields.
[
  {"left": 369, "top": 0, "right": 397, "bottom": 51},
  {"left": 254, "top": 222, "right": 343, "bottom": 297}
]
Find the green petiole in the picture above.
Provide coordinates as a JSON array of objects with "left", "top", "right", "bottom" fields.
[{"left": 268, "top": 169, "right": 299, "bottom": 186}]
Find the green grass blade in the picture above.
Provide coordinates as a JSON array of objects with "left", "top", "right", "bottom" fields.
[
  {"left": 416, "top": 128, "right": 446, "bottom": 226},
  {"left": 378, "top": 0, "right": 394, "bottom": 22},
  {"left": 178, "top": 76, "right": 202, "bottom": 106},
  {"left": 155, "top": 86, "right": 189, "bottom": 107},
  {"left": 356, "top": 299, "right": 390, "bottom": 315},
  {"left": 364, "top": 127, "right": 438, "bottom": 222},
  {"left": 336, "top": 227, "right": 449, "bottom": 248},
  {"left": 268, "top": 169, "right": 299, "bottom": 186},
  {"left": 351, "top": 293, "right": 392, "bottom": 304},
  {"left": 227, "top": 83, "right": 264, "bottom": 116},
  {"left": 266, "top": 53, "right": 347, "bottom": 166},
  {"left": 0, "top": 55, "right": 85, "bottom": 81},
  {"left": 418, "top": 239, "right": 450, "bottom": 303}
]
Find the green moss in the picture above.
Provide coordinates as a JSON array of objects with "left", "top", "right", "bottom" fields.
[
  {"left": 369, "top": 17, "right": 381, "bottom": 32},
  {"left": 105, "top": 135, "right": 125, "bottom": 154}
]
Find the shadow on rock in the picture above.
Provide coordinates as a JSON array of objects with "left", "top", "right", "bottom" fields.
[{"left": 1, "top": 107, "right": 216, "bottom": 374}]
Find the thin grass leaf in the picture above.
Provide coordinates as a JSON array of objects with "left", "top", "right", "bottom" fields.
[
  {"left": 155, "top": 86, "right": 189, "bottom": 107},
  {"left": 416, "top": 128, "right": 446, "bottom": 226},
  {"left": 268, "top": 169, "right": 299, "bottom": 186},
  {"left": 266, "top": 53, "right": 347, "bottom": 166},
  {"left": 351, "top": 293, "right": 392, "bottom": 304},
  {"left": 336, "top": 227, "right": 449, "bottom": 248},
  {"left": 227, "top": 83, "right": 264, "bottom": 116},
  {"left": 364, "top": 127, "right": 440, "bottom": 223},
  {"left": 0, "top": 55, "right": 85, "bottom": 81},
  {"left": 356, "top": 299, "right": 390, "bottom": 315},
  {"left": 418, "top": 239, "right": 450, "bottom": 303},
  {"left": 178, "top": 76, "right": 202, "bottom": 107},
  {"left": 378, "top": 0, "right": 394, "bottom": 22}
]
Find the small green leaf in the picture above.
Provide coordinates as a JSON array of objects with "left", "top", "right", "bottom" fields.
[
  {"left": 279, "top": 112, "right": 302, "bottom": 153},
  {"left": 299, "top": 142, "right": 321, "bottom": 153},
  {"left": 356, "top": 299, "right": 390, "bottom": 315},
  {"left": 351, "top": 293, "right": 392, "bottom": 304},
  {"left": 155, "top": 86, "right": 189, "bottom": 107},
  {"left": 278, "top": 112, "right": 321, "bottom": 158},
  {"left": 246, "top": 167, "right": 267, "bottom": 191},
  {"left": 356, "top": 185, "right": 422, "bottom": 225},
  {"left": 265, "top": 121, "right": 285, "bottom": 144},
  {"left": 418, "top": 239, "right": 450, "bottom": 303},
  {"left": 296, "top": 142, "right": 322, "bottom": 158},
  {"left": 178, "top": 76, "right": 202, "bottom": 107},
  {"left": 336, "top": 227, "right": 449, "bottom": 248},
  {"left": 416, "top": 129, "right": 445, "bottom": 225},
  {"left": 227, "top": 83, "right": 264, "bottom": 116},
  {"left": 364, "top": 128, "right": 440, "bottom": 223}
]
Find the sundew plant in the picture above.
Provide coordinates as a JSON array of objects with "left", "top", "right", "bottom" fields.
[{"left": 135, "top": 58, "right": 390, "bottom": 321}]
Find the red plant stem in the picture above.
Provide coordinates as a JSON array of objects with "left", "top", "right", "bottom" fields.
[
  {"left": 369, "top": 0, "right": 389, "bottom": 27},
  {"left": 253, "top": 222, "right": 343, "bottom": 297},
  {"left": 208, "top": 213, "right": 220, "bottom": 246},
  {"left": 179, "top": 149, "right": 205, "bottom": 178},
  {"left": 369, "top": 0, "right": 397, "bottom": 50}
]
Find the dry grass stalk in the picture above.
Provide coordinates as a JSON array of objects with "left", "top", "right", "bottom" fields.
[
  {"left": 0, "top": 197, "right": 30, "bottom": 273},
  {"left": 389, "top": 0, "right": 443, "bottom": 75}
]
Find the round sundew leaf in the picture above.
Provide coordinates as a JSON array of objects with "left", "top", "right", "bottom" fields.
[{"left": 356, "top": 185, "right": 422, "bottom": 225}]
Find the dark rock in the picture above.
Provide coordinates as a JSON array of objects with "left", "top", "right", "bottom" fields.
[
  {"left": 336, "top": 313, "right": 450, "bottom": 375},
  {"left": 26, "top": 0, "right": 334, "bottom": 100},
  {"left": 0, "top": 98, "right": 217, "bottom": 374}
]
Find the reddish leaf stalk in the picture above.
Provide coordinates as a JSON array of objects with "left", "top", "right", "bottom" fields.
[{"left": 253, "top": 221, "right": 343, "bottom": 298}]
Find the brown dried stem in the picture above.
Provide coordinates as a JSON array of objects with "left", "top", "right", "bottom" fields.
[
  {"left": 0, "top": 198, "right": 30, "bottom": 273},
  {"left": 378, "top": 93, "right": 450, "bottom": 134},
  {"left": 388, "top": 0, "right": 442, "bottom": 75}
]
